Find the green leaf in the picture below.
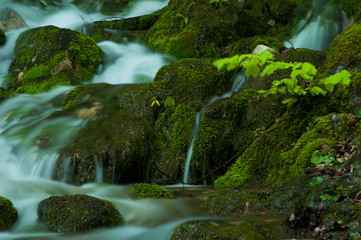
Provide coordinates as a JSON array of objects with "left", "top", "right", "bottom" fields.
[
  {"left": 301, "top": 62, "right": 317, "bottom": 76},
  {"left": 309, "top": 86, "right": 327, "bottom": 96},
  {"left": 245, "top": 63, "right": 260, "bottom": 78},
  {"left": 316, "top": 176, "right": 324, "bottom": 183},
  {"left": 184, "top": 16, "right": 189, "bottom": 25},
  {"left": 278, "top": 86, "right": 287, "bottom": 94}
]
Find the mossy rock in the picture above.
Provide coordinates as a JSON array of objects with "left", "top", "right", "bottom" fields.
[
  {"left": 228, "top": 35, "right": 283, "bottom": 56},
  {"left": 340, "top": 0, "right": 361, "bottom": 22},
  {"left": 95, "top": 8, "right": 164, "bottom": 31},
  {"left": 130, "top": 183, "right": 173, "bottom": 199},
  {"left": 0, "top": 29, "right": 5, "bottom": 46},
  {"left": 0, "top": 197, "right": 18, "bottom": 231},
  {"left": 7, "top": 25, "right": 103, "bottom": 95},
  {"left": 71, "top": 0, "right": 135, "bottom": 15},
  {"left": 38, "top": 194, "right": 123, "bottom": 233},
  {"left": 215, "top": 112, "right": 360, "bottom": 188},
  {"left": 143, "top": 0, "right": 246, "bottom": 58},
  {"left": 317, "top": 22, "right": 361, "bottom": 79},
  {"left": 0, "top": 88, "right": 9, "bottom": 102}
]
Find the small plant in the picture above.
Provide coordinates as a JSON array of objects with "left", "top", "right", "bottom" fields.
[
  {"left": 349, "top": 232, "right": 360, "bottom": 240},
  {"left": 151, "top": 97, "right": 160, "bottom": 107},
  {"left": 320, "top": 193, "right": 338, "bottom": 201},
  {"left": 309, "top": 176, "right": 323, "bottom": 187},
  {"left": 176, "top": 2, "right": 195, "bottom": 27},
  {"left": 306, "top": 116, "right": 324, "bottom": 131},
  {"left": 311, "top": 151, "right": 338, "bottom": 166},
  {"left": 213, "top": 51, "right": 351, "bottom": 107}
]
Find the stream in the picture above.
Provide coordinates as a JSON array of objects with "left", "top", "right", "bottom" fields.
[{"left": 0, "top": 0, "right": 345, "bottom": 239}]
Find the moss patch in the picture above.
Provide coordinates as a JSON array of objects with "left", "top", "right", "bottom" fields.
[{"left": 130, "top": 183, "right": 173, "bottom": 199}]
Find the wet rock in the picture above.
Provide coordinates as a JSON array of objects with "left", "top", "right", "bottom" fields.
[
  {"left": 12, "top": 0, "right": 62, "bottom": 9},
  {"left": 71, "top": 0, "right": 134, "bottom": 15},
  {"left": 0, "top": 29, "right": 5, "bottom": 46},
  {"left": 130, "top": 183, "right": 173, "bottom": 199},
  {"left": 143, "top": 0, "right": 246, "bottom": 58},
  {"left": 0, "top": 197, "right": 18, "bottom": 231},
  {"left": 7, "top": 25, "right": 103, "bottom": 94},
  {"left": 0, "top": 8, "right": 27, "bottom": 32},
  {"left": 38, "top": 194, "right": 123, "bottom": 233}
]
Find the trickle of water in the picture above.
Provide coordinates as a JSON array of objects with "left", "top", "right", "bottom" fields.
[
  {"left": 183, "top": 73, "right": 246, "bottom": 184},
  {"left": 285, "top": 0, "right": 346, "bottom": 51}
]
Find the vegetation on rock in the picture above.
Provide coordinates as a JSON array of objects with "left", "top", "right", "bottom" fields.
[
  {"left": 38, "top": 194, "right": 123, "bottom": 233},
  {"left": 7, "top": 25, "right": 103, "bottom": 94},
  {"left": 130, "top": 183, "right": 173, "bottom": 199},
  {"left": 0, "top": 197, "right": 18, "bottom": 231}
]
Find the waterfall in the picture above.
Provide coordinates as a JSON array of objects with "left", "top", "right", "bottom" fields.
[
  {"left": 183, "top": 73, "right": 246, "bottom": 184},
  {"left": 284, "top": 0, "right": 346, "bottom": 51}
]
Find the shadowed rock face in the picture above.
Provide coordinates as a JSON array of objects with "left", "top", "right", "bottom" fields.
[{"left": 38, "top": 194, "right": 123, "bottom": 233}]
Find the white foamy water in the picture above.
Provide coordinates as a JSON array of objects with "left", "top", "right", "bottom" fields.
[
  {"left": 285, "top": 0, "right": 346, "bottom": 50},
  {"left": 93, "top": 41, "right": 169, "bottom": 84}
]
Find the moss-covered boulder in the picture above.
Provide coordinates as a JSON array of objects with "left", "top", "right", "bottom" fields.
[
  {"left": 143, "top": 0, "right": 247, "bottom": 58},
  {"left": 7, "top": 25, "right": 103, "bottom": 94},
  {"left": 71, "top": 0, "right": 134, "bottom": 15},
  {"left": 0, "top": 29, "right": 5, "bottom": 46},
  {"left": 215, "top": 113, "right": 361, "bottom": 188},
  {"left": 317, "top": 22, "right": 361, "bottom": 79},
  {"left": 0, "top": 197, "right": 17, "bottom": 231},
  {"left": 0, "top": 8, "right": 28, "bottom": 32},
  {"left": 38, "top": 194, "right": 123, "bottom": 233},
  {"left": 130, "top": 183, "right": 173, "bottom": 199}
]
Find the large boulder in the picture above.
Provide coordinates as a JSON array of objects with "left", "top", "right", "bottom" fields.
[
  {"left": 0, "top": 8, "right": 27, "bottom": 32},
  {"left": 38, "top": 194, "right": 123, "bottom": 233},
  {"left": 0, "top": 197, "right": 17, "bottom": 231},
  {"left": 7, "top": 25, "right": 103, "bottom": 94}
]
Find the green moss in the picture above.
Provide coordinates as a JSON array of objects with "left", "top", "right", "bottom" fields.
[
  {"left": 0, "top": 196, "right": 18, "bottom": 231},
  {"left": 38, "top": 194, "right": 123, "bottom": 234},
  {"left": 130, "top": 183, "right": 173, "bottom": 199},
  {"left": 8, "top": 25, "right": 103, "bottom": 94},
  {"left": 317, "top": 22, "right": 361, "bottom": 79},
  {"left": 215, "top": 112, "right": 359, "bottom": 188}
]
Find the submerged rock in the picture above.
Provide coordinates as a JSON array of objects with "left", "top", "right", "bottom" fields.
[
  {"left": 0, "top": 8, "right": 27, "bottom": 32},
  {"left": 0, "top": 197, "right": 17, "bottom": 231},
  {"left": 38, "top": 194, "right": 123, "bottom": 233},
  {"left": 7, "top": 25, "right": 103, "bottom": 94},
  {"left": 130, "top": 183, "right": 173, "bottom": 199}
]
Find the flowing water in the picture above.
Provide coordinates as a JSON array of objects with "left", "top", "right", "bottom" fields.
[
  {"left": 284, "top": 0, "right": 346, "bottom": 51},
  {"left": 183, "top": 73, "right": 246, "bottom": 184}
]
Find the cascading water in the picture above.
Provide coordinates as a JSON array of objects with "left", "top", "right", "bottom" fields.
[
  {"left": 183, "top": 73, "right": 246, "bottom": 184},
  {"left": 284, "top": 0, "right": 346, "bottom": 51}
]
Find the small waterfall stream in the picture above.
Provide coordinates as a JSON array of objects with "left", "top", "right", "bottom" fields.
[
  {"left": 183, "top": 73, "right": 246, "bottom": 184},
  {"left": 284, "top": 0, "right": 346, "bottom": 50}
]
